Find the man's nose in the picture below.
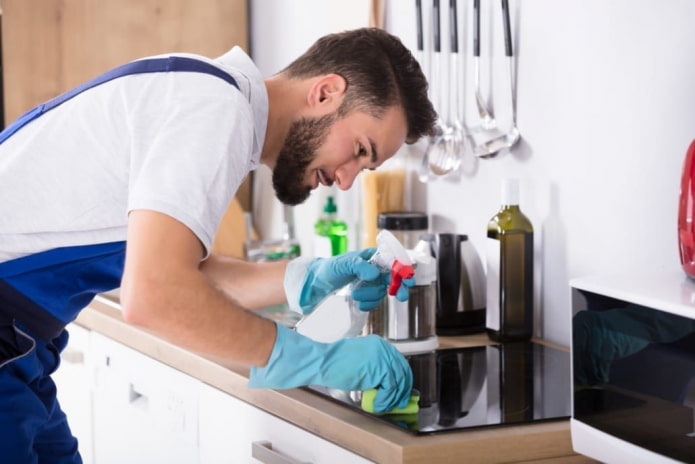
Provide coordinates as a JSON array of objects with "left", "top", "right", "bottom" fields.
[{"left": 334, "top": 162, "right": 361, "bottom": 190}]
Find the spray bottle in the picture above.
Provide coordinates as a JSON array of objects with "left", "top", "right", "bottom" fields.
[{"left": 295, "top": 229, "right": 414, "bottom": 342}]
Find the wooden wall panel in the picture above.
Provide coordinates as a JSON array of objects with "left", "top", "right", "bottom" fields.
[
  {"left": 0, "top": 0, "right": 252, "bottom": 257},
  {"left": 1, "top": 0, "right": 247, "bottom": 122}
]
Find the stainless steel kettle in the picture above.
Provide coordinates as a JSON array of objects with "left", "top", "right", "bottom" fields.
[{"left": 422, "top": 234, "right": 486, "bottom": 335}]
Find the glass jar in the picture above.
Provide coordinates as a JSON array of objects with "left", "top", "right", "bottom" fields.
[
  {"left": 377, "top": 211, "right": 429, "bottom": 250},
  {"left": 363, "top": 238, "right": 437, "bottom": 342}
]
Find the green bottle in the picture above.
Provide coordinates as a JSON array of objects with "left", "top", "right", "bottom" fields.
[
  {"left": 314, "top": 196, "right": 348, "bottom": 257},
  {"left": 486, "top": 179, "right": 534, "bottom": 342}
]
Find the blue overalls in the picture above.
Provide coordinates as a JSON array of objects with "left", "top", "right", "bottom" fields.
[{"left": 0, "top": 57, "right": 238, "bottom": 463}]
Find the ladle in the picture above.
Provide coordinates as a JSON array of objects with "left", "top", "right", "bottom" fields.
[
  {"left": 418, "top": 0, "right": 449, "bottom": 182},
  {"left": 473, "top": 0, "right": 496, "bottom": 130},
  {"left": 474, "top": 0, "right": 520, "bottom": 158},
  {"left": 429, "top": 0, "right": 463, "bottom": 176}
]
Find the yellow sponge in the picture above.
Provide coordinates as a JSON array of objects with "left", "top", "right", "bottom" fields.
[{"left": 360, "top": 389, "right": 420, "bottom": 415}]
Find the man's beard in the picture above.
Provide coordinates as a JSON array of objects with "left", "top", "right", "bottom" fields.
[{"left": 272, "top": 112, "right": 337, "bottom": 206}]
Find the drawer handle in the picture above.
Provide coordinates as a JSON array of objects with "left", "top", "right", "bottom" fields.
[
  {"left": 251, "top": 441, "right": 310, "bottom": 464},
  {"left": 128, "top": 383, "right": 149, "bottom": 411}
]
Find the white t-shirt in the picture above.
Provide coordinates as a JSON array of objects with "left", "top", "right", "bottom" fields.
[{"left": 0, "top": 47, "right": 268, "bottom": 262}]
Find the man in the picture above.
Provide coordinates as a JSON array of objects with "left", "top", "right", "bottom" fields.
[{"left": 0, "top": 28, "right": 436, "bottom": 462}]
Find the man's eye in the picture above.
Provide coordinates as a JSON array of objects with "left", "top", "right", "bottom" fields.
[{"left": 357, "top": 144, "right": 367, "bottom": 157}]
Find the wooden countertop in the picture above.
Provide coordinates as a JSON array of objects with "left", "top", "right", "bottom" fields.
[{"left": 77, "top": 295, "right": 594, "bottom": 464}]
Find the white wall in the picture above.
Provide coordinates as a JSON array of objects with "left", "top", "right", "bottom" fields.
[{"left": 250, "top": 0, "right": 695, "bottom": 346}]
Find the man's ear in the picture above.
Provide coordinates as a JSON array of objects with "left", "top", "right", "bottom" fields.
[{"left": 307, "top": 74, "right": 347, "bottom": 113}]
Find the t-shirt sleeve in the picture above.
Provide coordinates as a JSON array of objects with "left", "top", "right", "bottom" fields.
[{"left": 127, "top": 84, "right": 254, "bottom": 256}]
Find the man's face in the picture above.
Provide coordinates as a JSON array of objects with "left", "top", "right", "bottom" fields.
[
  {"left": 272, "top": 105, "right": 408, "bottom": 205},
  {"left": 272, "top": 113, "right": 337, "bottom": 205}
]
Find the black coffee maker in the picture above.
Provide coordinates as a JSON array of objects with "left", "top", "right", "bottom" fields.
[{"left": 422, "top": 234, "right": 486, "bottom": 335}]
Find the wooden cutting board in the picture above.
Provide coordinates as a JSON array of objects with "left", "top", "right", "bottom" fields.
[{"left": 211, "top": 196, "right": 257, "bottom": 258}]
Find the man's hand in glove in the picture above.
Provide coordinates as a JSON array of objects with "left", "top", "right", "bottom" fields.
[
  {"left": 284, "top": 249, "right": 415, "bottom": 314},
  {"left": 249, "top": 323, "right": 413, "bottom": 413}
]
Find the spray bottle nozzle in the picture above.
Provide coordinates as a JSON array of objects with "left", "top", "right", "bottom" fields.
[
  {"left": 369, "top": 230, "right": 414, "bottom": 297},
  {"left": 388, "top": 260, "right": 415, "bottom": 296}
]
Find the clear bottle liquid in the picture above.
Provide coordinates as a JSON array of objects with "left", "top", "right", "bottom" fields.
[
  {"left": 486, "top": 179, "right": 534, "bottom": 342},
  {"left": 314, "top": 196, "right": 348, "bottom": 257}
]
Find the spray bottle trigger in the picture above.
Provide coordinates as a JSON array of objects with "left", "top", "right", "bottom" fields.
[{"left": 388, "top": 259, "right": 415, "bottom": 296}]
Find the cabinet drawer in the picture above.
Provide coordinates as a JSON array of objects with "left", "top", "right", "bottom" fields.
[
  {"left": 91, "top": 333, "right": 200, "bottom": 464},
  {"left": 199, "top": 383, "right": 373, "bottom": 464}
]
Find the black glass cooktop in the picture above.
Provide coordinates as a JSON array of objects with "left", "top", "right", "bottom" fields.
[{"left": 308, "top": 342, "right": 571, "bottom": 435}]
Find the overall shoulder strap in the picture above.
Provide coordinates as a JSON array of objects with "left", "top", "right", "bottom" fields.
[{"left": 0, "top": 56, "right": 239, "bottom": 145}]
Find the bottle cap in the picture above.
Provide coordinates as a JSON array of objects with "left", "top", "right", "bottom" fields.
[
  {"left": 501, "top": 178, "right": 520, "bottom": 206},
  {"left": 323, "top": 196, "right": 337, "bottom": 213}
]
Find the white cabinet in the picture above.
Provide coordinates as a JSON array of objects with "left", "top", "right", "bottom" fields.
[
  {"left": 199, "top": 383, "right": 373, "bottom": 464},
  {"left": 53, "top": 323, "right": 94, "bottom": 464},
  {"left": 91, "top": 333, "right": 200, "bottom": 464},
  {"left": 55, "top": 324, "right": 370, "bottom": 463}
]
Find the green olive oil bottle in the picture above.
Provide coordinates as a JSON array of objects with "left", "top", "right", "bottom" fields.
[{"left": 486, "top": 179, "right": 534, "bottom": 342}]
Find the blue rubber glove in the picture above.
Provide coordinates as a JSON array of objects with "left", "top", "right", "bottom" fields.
[
  {"left": 285, "top": 249, "right": 416, "bottom": 314},
  {"left": 249, "top": 323, "right": 414, "bottom": 413},
  {"left": 352, "top": 274, "right": 416, "bottom": 311}
]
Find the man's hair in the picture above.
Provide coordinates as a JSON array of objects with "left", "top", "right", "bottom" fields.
[{"left": 282, "top": 28, "right": 436, "bottom": 143}]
